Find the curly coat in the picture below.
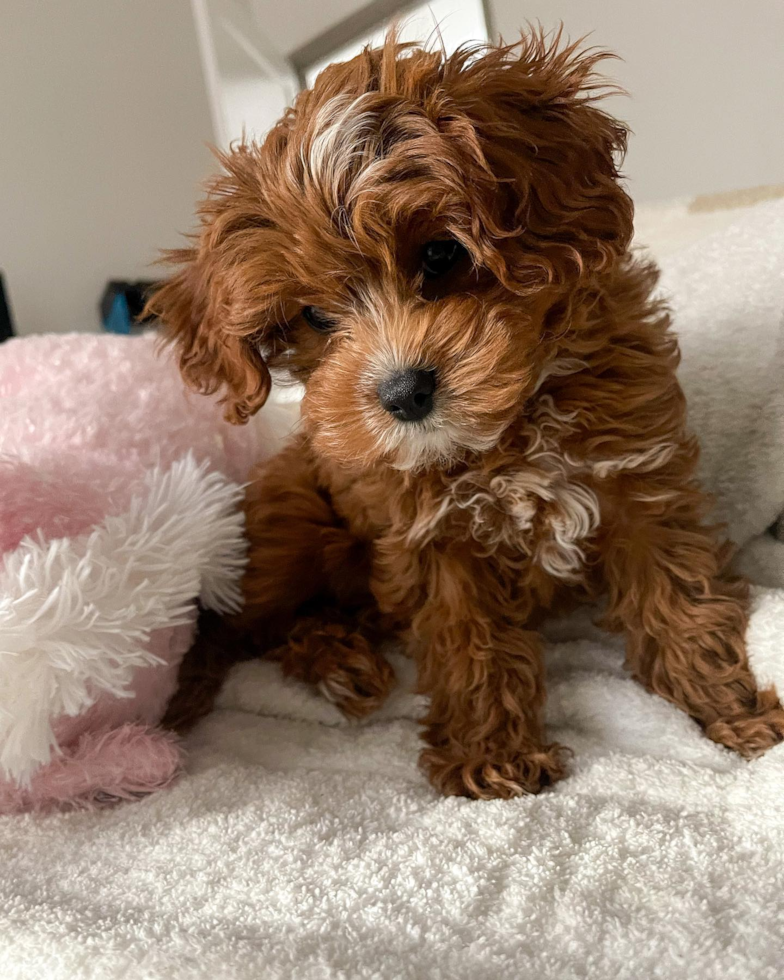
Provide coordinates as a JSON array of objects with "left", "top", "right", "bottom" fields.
[{"left": 150, "top": 32, "right": 784, "bottom": 798}]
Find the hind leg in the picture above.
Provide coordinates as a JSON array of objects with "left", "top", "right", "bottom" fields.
[
  {"left": 240, "top": 439, "right": 394, "bottom": 717},
  {"left": 236, "top": 439, "right": 374, "bottom": 636},
  {"left": 168, "top": 439, "right": 394, "bottom": 727}
]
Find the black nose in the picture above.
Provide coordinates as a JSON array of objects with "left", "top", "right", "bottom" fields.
[{"left": 377, "top": 368, "right": 436, "bottom": 422}]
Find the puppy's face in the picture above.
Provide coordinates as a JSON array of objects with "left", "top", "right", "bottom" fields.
[{"left": 151, "top": 35, "right": 632, "bottom": 471}]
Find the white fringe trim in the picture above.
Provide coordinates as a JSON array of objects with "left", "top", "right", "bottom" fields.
[{"left": 0, "top": 454, "right": 247, "bottom": 785}]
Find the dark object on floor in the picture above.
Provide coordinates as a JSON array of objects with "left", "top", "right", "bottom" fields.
[
  {"left": 100, "top": 280, "right": 159, "bottom": 335},
  {"left": 0, "top": 273, "right": 15, "bottom": 341}
]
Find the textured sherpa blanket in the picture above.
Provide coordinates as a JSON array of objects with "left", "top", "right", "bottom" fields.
[{"left": 1, "top": 197, "right": 784, "bottom": 980}]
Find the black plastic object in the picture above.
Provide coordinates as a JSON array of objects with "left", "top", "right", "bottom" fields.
[{"left": 0, "top": 272, "right": 15, "bottom": 341}]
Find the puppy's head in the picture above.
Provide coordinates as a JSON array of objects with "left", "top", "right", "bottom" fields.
[{"left": 149, "top": 31, "right": 632, "bottom": 470}]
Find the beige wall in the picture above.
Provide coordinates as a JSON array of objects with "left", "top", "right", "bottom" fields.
[
  {"left": 0, "top": 1, "right": 215, "bottom": 335},
  {"left": 490, "top": 0, "right": 784, "bottom": 203}
]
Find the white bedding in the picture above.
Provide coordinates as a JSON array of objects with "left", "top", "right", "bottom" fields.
[{"left": 2, "top": 196, "right": 784, "bottom": 980}]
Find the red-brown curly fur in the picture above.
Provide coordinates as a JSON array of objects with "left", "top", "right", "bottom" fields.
[{"left": 149, "top": 31, "right": 784, "bottom": 798}]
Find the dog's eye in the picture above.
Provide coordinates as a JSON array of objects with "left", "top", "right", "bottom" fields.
[
  {"left": 421, "top": 240, "right": 467, "bottom": 280},
  {"left": 301, "top": 306, "right": 337, "bottom": 333}
]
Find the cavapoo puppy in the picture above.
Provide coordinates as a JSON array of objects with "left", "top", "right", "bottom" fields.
[{"left": 151, "top": 32, "right": 784, "bottom": 798}]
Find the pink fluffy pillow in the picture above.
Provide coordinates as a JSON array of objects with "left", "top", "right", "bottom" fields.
[{"left": 0, "top": 332, "right": 294, "bottom": 812}]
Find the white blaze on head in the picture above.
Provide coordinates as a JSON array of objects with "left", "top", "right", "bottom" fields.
[{"left": 307, "top": 94, "right": 381, "bottom": 209}]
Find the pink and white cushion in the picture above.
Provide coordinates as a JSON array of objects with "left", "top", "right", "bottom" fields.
[{"left": 0, "top": 332, "right": 291, "bottom": 812}]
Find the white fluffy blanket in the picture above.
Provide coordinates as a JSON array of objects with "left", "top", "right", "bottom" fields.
[{"left": 2, "top": 200, "right": 784, "bottom": 980}]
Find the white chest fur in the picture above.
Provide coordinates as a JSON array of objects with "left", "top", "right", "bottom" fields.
[
  {"left": 406, "top": 439, "right": 602, "bottom": 582},
  {"left": 449, "top": 457, "right": 601, "bottom": 580}
]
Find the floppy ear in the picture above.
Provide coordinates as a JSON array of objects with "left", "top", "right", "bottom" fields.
[
  {"left": 448, "top": 30, "right": 634, "bottom": 284},
  {"left": 146, "top": 148, "right": 277, "bottom": 425},
  {"left": 148, "top": 254, "right": 270, "bottom": 425}
]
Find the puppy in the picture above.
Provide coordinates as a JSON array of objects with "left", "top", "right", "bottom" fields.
[{"left": 151, "top": 33, "right": 784, "bottom": 799}]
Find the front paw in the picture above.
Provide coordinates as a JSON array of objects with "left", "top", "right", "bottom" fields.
[
  {"left": 704, "top": 701, "right": 784, "bottom": 758},
  {"left": 420, "top": 742, "right": 570, "bottom": 800}
]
